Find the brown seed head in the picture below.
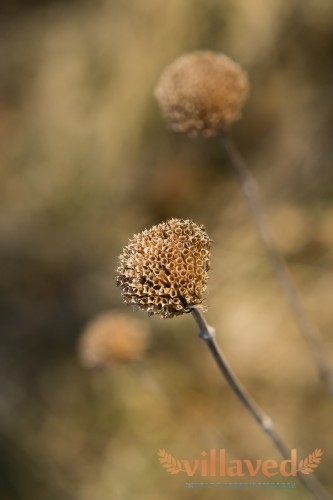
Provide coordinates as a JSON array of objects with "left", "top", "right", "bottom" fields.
[
  {"left": 154, "top": 51, "right": 249, "bottom": 137},
  {"left": 116, "top": 218, "right": 211, "bottom": 319},
  {"left": 78, "top": 311, "right": 150, "bottom": 368}
]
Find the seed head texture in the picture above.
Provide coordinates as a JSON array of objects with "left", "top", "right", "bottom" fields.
[
  {"left": 116, "top": 219, "right": 211, "bottom": 318},
  {"left": 155, "top": 51, "right": 249, "bottom": 137}
]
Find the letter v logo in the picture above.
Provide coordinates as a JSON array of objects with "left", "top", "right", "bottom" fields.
[{"left": 182, "top": 459, "right": 199, "bottom": 476}]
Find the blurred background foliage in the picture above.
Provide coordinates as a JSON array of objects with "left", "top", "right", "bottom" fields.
[{"left": 1, "top": 0, "right": 333, "bottom": 498}]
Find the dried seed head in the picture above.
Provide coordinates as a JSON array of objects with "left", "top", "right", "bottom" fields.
[
  {"left": 78, "top": 311, "right": 150, "bottom": 368},
  {"left": 116, "top": 218, "right": 211, "bottom": 319},
  {"left": 155, "top": 51, "right": 249, "bottom": 137}
]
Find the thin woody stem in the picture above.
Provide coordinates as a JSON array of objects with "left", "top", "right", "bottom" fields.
[
  {"left": 220, "top": 132, "right": 333, "bottom": 400},
  {"left": 190, "top": 306, "right": 331, "bottom": 500}
]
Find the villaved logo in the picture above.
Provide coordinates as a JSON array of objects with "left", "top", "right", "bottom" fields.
[{"left": 158, "top": 448, "right": 322, "bottom": 478}]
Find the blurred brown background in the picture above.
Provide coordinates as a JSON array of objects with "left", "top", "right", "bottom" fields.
[{"left": 1, "top": 0, "right": 333, "bottom": 499}]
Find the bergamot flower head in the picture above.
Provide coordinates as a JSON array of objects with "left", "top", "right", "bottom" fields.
[
  {"left": 116, "top": 218, "right": 211, "bottom": 319},
  {"left": 78, "top": 311, "right": 150, "bottom": 368},
  {"left": 154, "top": 50, "right": 249, "bottom": 137}
]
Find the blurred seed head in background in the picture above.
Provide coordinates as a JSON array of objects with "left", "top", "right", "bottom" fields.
[
  {"left": 154, "top": 51, "right": 249, "bottom": 137},
  {"left": 78, "top": 311, "right": 150, "bottom": 368}
]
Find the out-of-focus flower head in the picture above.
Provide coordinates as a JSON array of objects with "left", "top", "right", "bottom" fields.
[
  {"left": 79, "top": 311, "right": 150, "bottom": 368},
  {"left": 155, "top": 50, "right": 249, "bottom": 137}
]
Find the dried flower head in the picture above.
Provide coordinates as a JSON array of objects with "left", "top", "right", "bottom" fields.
[
  {"left": 116, "top": 218, "right": 211, "bottom": 319},
  {"left": 154, "top": 51, "right": 249, "bottom": 137},
  {"left": 78, "top": 311, "right": 150, "bottom": 368}
]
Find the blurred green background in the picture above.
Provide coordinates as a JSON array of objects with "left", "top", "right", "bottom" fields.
[{"left": 1, "top": 0, "right": 333, "bottom": 499}]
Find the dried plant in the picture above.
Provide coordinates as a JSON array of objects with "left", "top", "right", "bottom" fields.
[
  {"left": 78, "top": 311, "right": 150, "bottom": 368},
  {"left": 116, "top": 219, "right": 330, "bottom": 500},
  {"left": 154, "top": 50, "right": 333, "bottom": 401},
  {"left": 154, "top": 51, "right": 249, "bottom": 137},
  {"left": 116, "top": 218, "right": 211, "bottom": 318}
]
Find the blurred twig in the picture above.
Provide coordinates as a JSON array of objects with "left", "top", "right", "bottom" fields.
[{"left": 220, "top": 132, "right": 333, "bottom": 400}]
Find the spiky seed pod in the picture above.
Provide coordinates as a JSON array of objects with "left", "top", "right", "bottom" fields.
[
  {"left": 154, "top": 50, "right": 249, "bottom": 137},
  {"left": 78, "top": 311, "right": 150, "bottom": 368},
  {"left": 116, "top": 218, "right": 211, "bottom": 319}
]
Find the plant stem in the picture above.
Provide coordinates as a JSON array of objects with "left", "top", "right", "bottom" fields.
[
  {"left": 220, "top": 132, "right": 333, "bottom": 400},
  {"left": 190, "top": 305, "right": 331, "bottom": 500}
]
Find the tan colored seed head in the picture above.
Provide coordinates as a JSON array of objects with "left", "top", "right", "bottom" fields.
[
  {"left": 155, "top": 51, "right": 249, "bottom": 137},
  {"left": 116, "top": 218, "right": 211, "bottom": 319},
  {"left": 78, "top": 311, "right": 150, "bottom": 368}
]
